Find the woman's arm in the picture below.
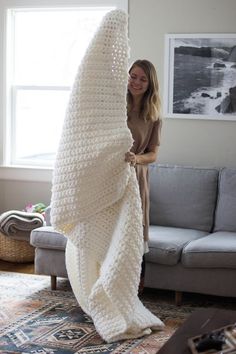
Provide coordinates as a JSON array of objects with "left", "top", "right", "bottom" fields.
[{"left": 125, "top": 146, "right": 158, "bottom": 166}]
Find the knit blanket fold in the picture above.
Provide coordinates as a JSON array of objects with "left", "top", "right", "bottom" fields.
[
  {"left": 0, "top": 210, "right": 44, "bottom": 241},
  {"left": 51, "top": 9, "right": 164, "bottom": 343}
]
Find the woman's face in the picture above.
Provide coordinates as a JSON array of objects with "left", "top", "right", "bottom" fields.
[{"left": 128, "top": 65, "right": 149, "bottom": 99}]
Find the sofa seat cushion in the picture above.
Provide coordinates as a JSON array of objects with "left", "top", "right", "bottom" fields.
[
  {"left": 146, "top": 225, "right": 208, "bottom": 266},
  {"left": 182, "top": 231, "right": 236, "bottom": 268},
  {"left": 30, "top": 226, "right": 67, "bottom": 250},
  {"left": 214, "top": 168, "right": 236, "bottom": 232}
]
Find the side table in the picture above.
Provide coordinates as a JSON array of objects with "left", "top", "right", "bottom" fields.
[{"left": 158, "top": 308, "right": 236, "bottom": 354}]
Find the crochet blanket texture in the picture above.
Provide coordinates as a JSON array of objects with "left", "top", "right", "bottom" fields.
[{"left": 51, "top": 9, "right": 164, "bottom": 342}]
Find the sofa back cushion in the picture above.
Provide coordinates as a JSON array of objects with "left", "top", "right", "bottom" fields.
[
  {"left": 214, "top": 168, "right": 236, "bottom": 232},
  {"left": 45, "top": 206, "right": 51, "bottom": 226},
  {"left": 149, "top": 164, "right": 219, "bottom": 232}
]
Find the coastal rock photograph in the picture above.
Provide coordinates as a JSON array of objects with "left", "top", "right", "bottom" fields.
[{"left": 165, "top": 35, "right": 236, "bottom": 119}]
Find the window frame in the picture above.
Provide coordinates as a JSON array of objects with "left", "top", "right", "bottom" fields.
[{"left": 0, "top": 0, "right": 128, "bottom": 182}]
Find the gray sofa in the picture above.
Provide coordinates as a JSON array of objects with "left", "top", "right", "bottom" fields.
[{"left": 30, "top": 164, "right": 236, "bottom": 303}]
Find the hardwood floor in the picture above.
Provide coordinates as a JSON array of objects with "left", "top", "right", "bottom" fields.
[{"left": 0, "top": 259, "right": 35, "bottom": 274}]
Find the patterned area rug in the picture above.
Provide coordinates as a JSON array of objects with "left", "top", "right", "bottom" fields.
[{"left": 0, "top": 271, "right": 235, "bottom": 354}]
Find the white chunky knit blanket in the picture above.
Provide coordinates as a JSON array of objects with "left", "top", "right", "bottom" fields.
[{"left": 51, "top": 9, "right": 164, "bottom": 343}]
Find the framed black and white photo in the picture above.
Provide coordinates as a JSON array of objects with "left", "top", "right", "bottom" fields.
[{"left": 164, "top": 33, "right": 236, "bottom": 120}]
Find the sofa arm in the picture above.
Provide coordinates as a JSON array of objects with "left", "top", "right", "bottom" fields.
[{"left": 30, "top": 226, "right": 67, "bottom": 250}]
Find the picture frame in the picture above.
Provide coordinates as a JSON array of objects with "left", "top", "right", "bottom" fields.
[{"left": 163, "top": 33, "right": 236, "bottom": 120}]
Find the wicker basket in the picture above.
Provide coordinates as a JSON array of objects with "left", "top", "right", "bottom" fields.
[{"left": 0, "top": 232, "right": 35, "bottom": 263}]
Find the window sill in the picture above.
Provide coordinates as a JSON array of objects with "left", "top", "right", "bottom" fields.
[{"left": 0, "top": 165, "right": 53, "bottom": 182}]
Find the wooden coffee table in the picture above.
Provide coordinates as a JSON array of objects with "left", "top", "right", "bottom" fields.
[{"left": 158, "top": 308, "right": 236, "bottom": 354}]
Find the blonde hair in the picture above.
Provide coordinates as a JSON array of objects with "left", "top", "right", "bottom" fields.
[{"left": 127, "top": 59, "right": 161, "bottom": 122}]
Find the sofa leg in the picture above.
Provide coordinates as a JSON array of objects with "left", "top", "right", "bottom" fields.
[
  {"left": 51, "top": 275, "right": 57, "bottom": 290},
  {"left": 175, "top": 291, "right": 182, "bottom": 306}
]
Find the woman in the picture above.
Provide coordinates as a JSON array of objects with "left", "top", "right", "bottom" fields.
[{"left": 125, "top": 59, "right": 162, "bottom": 293}]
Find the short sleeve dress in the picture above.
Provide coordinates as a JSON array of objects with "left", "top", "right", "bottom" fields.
[{"left": 127, "top": 111, "right": 161, "bottom": 242}]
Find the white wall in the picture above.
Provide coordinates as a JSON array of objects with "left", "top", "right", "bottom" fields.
[
  {"left": 1, "top": 0, "right": 236, "bottom": 212},
  {"left": 129, "top": 0, "right": 236, "bottom": 168},
  {"left": 0, "top": 179, "right": 52, "bottom": 212}
]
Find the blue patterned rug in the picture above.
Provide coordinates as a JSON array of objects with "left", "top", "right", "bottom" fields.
[{"left": 1, "top": 271, "right": 235, "bottom": 354}]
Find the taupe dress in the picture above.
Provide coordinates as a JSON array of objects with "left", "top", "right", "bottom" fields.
[{"left": 127, "top": 111, "right": 161, "bottom": 242}]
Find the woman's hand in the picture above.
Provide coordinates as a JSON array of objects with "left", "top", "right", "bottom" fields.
[
  {"left": 125, "top": 147, "right": 158, "bottom": 166},
  {"left": 125, "top": 151, "right": 137, "bottom": 166}
]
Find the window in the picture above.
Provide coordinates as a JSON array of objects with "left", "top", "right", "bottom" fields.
[{"left": 3, "top": 1, "right": 128, "bottom": 168}]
